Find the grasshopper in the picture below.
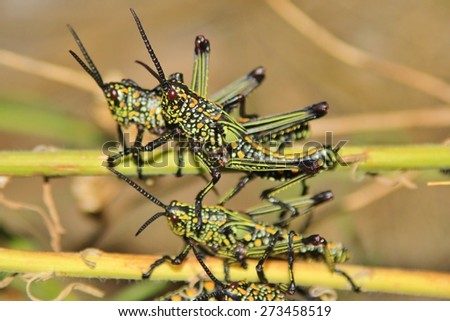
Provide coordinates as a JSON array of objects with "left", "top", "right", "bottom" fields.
[{"left": 108, "top": 167, "right": 359, "bottom": 294}]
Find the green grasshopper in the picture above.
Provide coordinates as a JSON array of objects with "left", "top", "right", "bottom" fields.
[
  {"left": 169, "top": 32, "right": 334, "bottom": 220},
  {"left": 108, "top": 167, "right": 359, "bottom": 294},
  {"left": 129, "top": 9, "right": 338, "bottom": 232}
]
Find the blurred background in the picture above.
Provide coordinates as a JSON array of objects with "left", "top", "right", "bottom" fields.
[{"left": 0, "top": 0, "right": 449, "bottom": 300}]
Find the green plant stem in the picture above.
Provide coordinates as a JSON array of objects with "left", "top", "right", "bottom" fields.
[
  {"left": 339, "top": 145, "right": 450, "bottom": 170},
  {"left": 0, "top": 145, "right": 448, "bottom": 177},
  {"left": 1, "top": 248, "right": 449, "bottom": 299}
]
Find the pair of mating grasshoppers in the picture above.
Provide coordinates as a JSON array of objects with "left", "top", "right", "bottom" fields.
[
  {"left": 69, "top": 9, "right": 357, "bottom": 300},
  {"left": 69, "top": 9, "right": 341, "bottom": 233}
]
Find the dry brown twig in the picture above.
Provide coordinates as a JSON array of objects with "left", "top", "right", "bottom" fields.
[
  {"left": 266, "top": 0, "right": 450, "bottom": 103},
  {"left": 310, "top": 106, "right": 450, "bottom": 138},
  {"left": 0, "top": 48, "right": 95, "bottom": 93},
  {"left": 343, "top": 171, "right": 419, "bottom": 212},
  {"left": 21, "top": 272, "right": 104, "bottom": 301},
  {"left": 0, "top": 177, "right": 64, "bottom": 252}
]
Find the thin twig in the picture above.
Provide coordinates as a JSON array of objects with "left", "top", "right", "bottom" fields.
[
  {"left": 343, "top": 172, "right": 419, "bottom": 212},
  {"left": 0, "top": 192, "right": 62, "bottom": 252},
  {"left": 266, "top": 0, "right": 450, "bottom": 103},
  {"left": 0, "top": 48, "right": 96, "bottom": 93},
  {"left": 310, "top": 106, "right": 450, "bottom": 137},
  {"left": 427, "top": 181, "right": 450, "bottom": 186},
  {"left": 42, "top": 178, "right": 66, "bottom": 244},
  {"left": 21, "top": 272, "right": 104, "bottom": 301}
]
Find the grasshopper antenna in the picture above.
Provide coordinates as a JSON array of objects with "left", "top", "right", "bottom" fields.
[
  {"left": 135, "top": 60, "right": 163, "bottom": 84},
  {"left": 130, "top": 8, "right": 167, "bottom": 86},
  {"left": 107, "top": 167, "right": 170, "bottom": 236},
  {"left": 135, "top": 212, "right": 167, "bottom": 236},
  {"left": 67, "top": 25, "right": 105, "bottom": 88},
  {"left": 107, "top": 167, "right": 167, "bottom": 210}
]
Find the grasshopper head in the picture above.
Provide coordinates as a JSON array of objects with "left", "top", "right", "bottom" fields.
[
  {"left": 103, "top": 83, "right": 128, "bottom": 115},
  {"left": 166, "top": 202, "right": 193, "bottom": 237}
]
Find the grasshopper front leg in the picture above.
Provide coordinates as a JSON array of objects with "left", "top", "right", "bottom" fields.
[
  {"left": 142, "top": 242, "right": 192, "bottom": 279},
  {"left": 131, "top": 124, "right": 145, "bottom": 179},
  {"left": 194, "top": 164, "right": 221, "bottom": 233}
]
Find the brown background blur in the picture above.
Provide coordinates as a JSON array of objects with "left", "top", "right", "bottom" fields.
[{"left": 0, "top": 0, "right": 449, "bottom": 300}]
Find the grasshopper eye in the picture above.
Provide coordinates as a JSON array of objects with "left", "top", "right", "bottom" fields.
[
  {"left": 107, "top": 88, "right": 118, "bottom": 100},
  {"left": 169, "top": 214, "right": 179, "bottom": 225},
  {"left": 167, "top": 88, "right": 178, "bottom": 101}
]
